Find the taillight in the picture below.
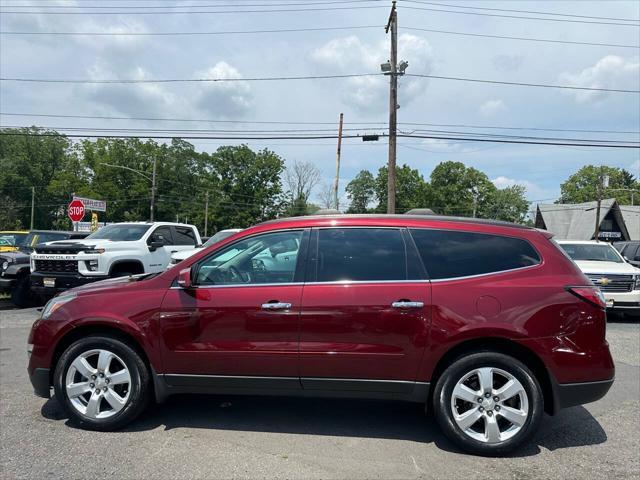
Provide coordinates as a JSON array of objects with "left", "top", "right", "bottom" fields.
[{"left": 567, "top": 286, "right": 606, "bottom": 309}]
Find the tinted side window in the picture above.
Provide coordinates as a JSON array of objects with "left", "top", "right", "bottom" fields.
[
  {"left": 316, "top": 228, "right": 406, "bottom": 282},
  {"left": 196, "top": 230, "right": 303, "bottom": 286},
  {"left": 149, "top": 226, "right": 174, "bottom": 246},
  {"left": 410, "top": 229, "right": 540, "bottom": 280},
  {"left": 173, "top": 227, "right": 197, "bottom": 246}
]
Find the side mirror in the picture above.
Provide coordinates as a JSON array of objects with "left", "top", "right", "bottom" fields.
[
  {"left": 177, "top": 267, "right": 193, "bottom": 288},
  {"left": 148, "top": 240, "right": 164, "bottom": 252}
]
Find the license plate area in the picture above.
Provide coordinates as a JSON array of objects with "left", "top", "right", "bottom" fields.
[{"left": 43, "top": 278, "right": 56, "bottom": 288}]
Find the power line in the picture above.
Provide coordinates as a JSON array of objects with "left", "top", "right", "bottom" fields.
[
  {"left": 405, "top": 73, "right": 639, "bottom": 93},
  {"left": 402, "top": 1, "right": 640, "bottom": 23},
  {"left": 0, "top": 111, "right": 387, "bottom": 126},
  {"left": 2, "top": 73, "right": 638, "bottom": 94},
  {"left": 2, "top": 130, "right": 638, "bottom": 148},
  {"left": 402, "top": 26, "right": 639, "bottom": 49},
  {"left": 0, "top": 25, "right": 382, "bottom": 36},
  {"left": 397, "top": 134, "right": 640, "bottom": 148},
  {"left": 0, "top": 4, "right": 387, "bottom": 14},
  {"left": 3, "top": 112, "right": 637, "bottom": 135},
  {"left": 0, "top": 73, "right": 378, "bottom": 83},
  {"left": 3, "top": 24, "right": 636, "bottom": 51},
  {"left": 401, "top": 5, "right": 640, "bottom": 27},
  {"left": 6, "top": 124, "right": 634, "bottom": 144},
  {"left": 0, "top": 0, "right": 385, "bottom": 9},
  {"left": 0, "top": 124, "right": 381, "bottom": 134}
]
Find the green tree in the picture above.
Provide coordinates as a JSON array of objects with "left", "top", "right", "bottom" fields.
[
  {"left": 374, "top": 164, "right": 430, "bottom": 213},
  {"left": 484, "top": 184, "right": 530, "bottom": 223},
  {"left": 429, "top": 161, "right": 496, "bottom": 217},
  {"left": 559, "top": 165, "right": 639, "bottom": 204},
  {"left": 0, "top": 127, "right": 75, "bottom": 229},
  {"left": 210, "top": 145, "right": 286, "bottom": 229},
  {"left": 345, "top": 170, "right": 376, "bottom": 213}
]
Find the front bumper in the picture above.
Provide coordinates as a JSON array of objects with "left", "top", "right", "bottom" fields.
[
  {"left": 601, "top": 290, "right": 640, "bottom": 313},
  {"left": 30, "top": 272, "right": 109, "bottom": 296},
  {"left": 0, "top": 277, "right": 16, "bottom": 291},
  {"left": 29, "top": 367, "right": 51, "bottom": 398}
]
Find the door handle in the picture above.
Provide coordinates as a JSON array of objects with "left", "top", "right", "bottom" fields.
[
  {"left": 391, "top": 301, "right": 424, "bottom": 309},
  {"left": 261, "top": 302, "right": 292, "bottom": 311}
]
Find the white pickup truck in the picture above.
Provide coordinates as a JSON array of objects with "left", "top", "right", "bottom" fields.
[
  {"left": 30, "top": 222, "right": 201, "bottom": 298},
  {"left": 557, "top": 240, "right": 640, "bottom": 317}
]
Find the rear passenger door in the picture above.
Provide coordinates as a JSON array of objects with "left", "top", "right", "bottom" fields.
[{"left": 299, "top": 227, "right": 431, "bottom": 392}]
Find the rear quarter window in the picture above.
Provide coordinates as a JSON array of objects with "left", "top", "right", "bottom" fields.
[{"left": 409, "top": 229, "right": 540, "bottom": 280}]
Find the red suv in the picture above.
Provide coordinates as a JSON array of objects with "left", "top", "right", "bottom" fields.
[{"left": 27, "top": 215, "right": 614, "bottom": 455}]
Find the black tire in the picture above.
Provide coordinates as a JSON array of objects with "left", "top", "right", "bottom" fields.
[
  {"left": 53, "top": 336, "right": 150, "bottom": 431},
  {"left": 10, "top": 276, "right": 34, "bottom": 308},
  {"left": 432, "top": 352, "right": 543, "bottom": 456},
  {"left": 111, "top": 271, "right": 133, "bottom": 278}
]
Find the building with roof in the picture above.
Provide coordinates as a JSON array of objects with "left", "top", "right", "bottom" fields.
[{"left": 535, "top": 199, "right": 639, "bottom": 241}]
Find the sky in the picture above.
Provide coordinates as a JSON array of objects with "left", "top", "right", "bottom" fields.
[{"left": 1, "top": 0, "right": 639, "bottom": 211}]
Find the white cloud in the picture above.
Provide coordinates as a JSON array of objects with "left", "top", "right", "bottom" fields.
[
  {"left": 491, "top": 176, "right": 552, "bottom": 200},
  {"left": 310, "top": 34, "right": 433, "bottom": 113},
  {"left": 480, "top": 99, "right": 507, "bottom": 117},
  {"left": 81, "top": 61, "right": 252, "bottom": 119},
  {"left": 194, "top": 62, "right": 253, "bottom": 117},
  {"left": 559, "top": 55, "right": 640, "bottom": 103}
]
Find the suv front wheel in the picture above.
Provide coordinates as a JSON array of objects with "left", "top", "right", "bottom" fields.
[
  {"left": 433, "top": 352, "right": 543, "bottom": 456},
  {"left": 53, "top": 336, "right": 150, "bottom": 430}
]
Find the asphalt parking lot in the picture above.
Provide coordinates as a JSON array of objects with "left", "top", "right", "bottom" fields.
[{"left": 1, "top": 307, "right": 638, "bottom": 479}]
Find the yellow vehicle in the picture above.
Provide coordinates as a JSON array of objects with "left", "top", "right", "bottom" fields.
[{"left": 0, "top": 231, "right": 29, "bottom": 252}]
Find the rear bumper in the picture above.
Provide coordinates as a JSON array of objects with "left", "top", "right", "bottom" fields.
[
  {"left": 29, "top": 367, "right": 51, "bottom": 398},
  {"left": 551, "top": 377, "right": 614, "bottom": 414},
  {"left": 30, "top": 272, "right": 108, "bottom": 296}
]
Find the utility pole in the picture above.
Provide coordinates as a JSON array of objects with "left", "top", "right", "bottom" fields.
[
  {"left": 30, "top": 186, "right": 35, "bottom": 229},
  {"left": 150, "top": 156, "right": 157, "bottom": 222},
  {"left": 333, "top": 113, "right": 344, "bottom": 210},
  {"left": 204, "top": 192, "right": 209, "bottom": 237},
  {"left": 594, "top": 167, "right": 609, "bottom": 240},
  {"left": 386, "top": 1, "right": 398, "bottom": 214}
]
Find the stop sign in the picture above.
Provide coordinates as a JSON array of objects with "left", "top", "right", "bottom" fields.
[{"left": 67, "top": 199, "right": 85, "bottom": 222}]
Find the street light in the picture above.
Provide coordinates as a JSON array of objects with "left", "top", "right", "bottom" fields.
[{"left": 101, "top": 160, "right": 157, "bottom": 222}]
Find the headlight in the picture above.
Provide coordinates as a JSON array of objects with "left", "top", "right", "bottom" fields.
[
  {"left": 41, "top": 293, "right": 77, "bottom": 320},
  {"left": 1, "top": 261, "right": 8, "bottom": 270},
  {"left": 635, "top": 275, "right": 640, "bottom": 290}
]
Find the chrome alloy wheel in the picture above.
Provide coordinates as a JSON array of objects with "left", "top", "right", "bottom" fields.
[
  {"left": 65, "top": 349, "right": 131, "bottom": 420},
  {"left": 450, "top": 367, "right": 529, "bottom": 444}
]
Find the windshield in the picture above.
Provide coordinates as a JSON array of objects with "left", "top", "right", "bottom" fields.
[
  {"left": 560, "top": 243, "right": 624, "bottom": 263},
  {"left": 0, "top": 233, "right": 28, "bottom": 246},
  {"left": 203, "top": 230, "right": 239, "bottom": 248},
  {"left": 86, "top": 224, "right": 151, "bottom": 241}
]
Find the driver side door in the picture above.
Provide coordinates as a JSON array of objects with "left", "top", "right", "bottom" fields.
[{"left": 159, "top": 229, "right": 309, "bottom": 384}]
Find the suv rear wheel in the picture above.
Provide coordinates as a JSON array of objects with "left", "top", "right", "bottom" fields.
[
  {"left": 53, "top": 336, "right": 150, "bottom": 430},
  {"left": 433, "top": 352, "right": 543, "bottom": 456}
]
